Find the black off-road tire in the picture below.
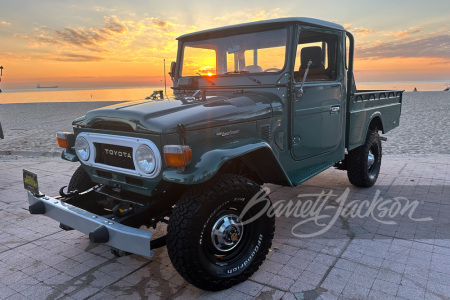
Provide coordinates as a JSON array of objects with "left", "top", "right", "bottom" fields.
[
  {"left": 347, "top": 130, "right": 382, "bottom": 187},
  {"left": 60, "top": 165, "right": 95, "bottom": 230},
  {"left": 167, "top": 174, "right": 275, "bottom": 291},
  {"left": 68, "top": 165, "right": 95, "bottom": 192}
]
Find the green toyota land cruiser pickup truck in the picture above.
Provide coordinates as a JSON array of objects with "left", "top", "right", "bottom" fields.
[{"left": 25, "top": 17, "right": 402, "bottom": 291}]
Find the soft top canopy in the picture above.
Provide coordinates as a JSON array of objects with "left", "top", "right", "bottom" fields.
[{"left": 177, "top": 17, "right": 345, "bottom": 40}]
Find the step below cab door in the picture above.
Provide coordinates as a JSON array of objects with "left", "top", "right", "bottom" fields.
[{"left": 290, "top": 27, "right": 346, "bottom": 163}]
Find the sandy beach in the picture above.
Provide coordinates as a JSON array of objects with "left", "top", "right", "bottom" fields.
[
  {"left": 0, "top": 91, "right": 449, "bottom": 158},
  {"left": 0, "top": 101, "right": 124, "bottom": 157}
]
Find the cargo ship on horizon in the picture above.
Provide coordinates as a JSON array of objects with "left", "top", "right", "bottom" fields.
[{"left": 37, "top": 83, "right": 58, "bottom": 89}]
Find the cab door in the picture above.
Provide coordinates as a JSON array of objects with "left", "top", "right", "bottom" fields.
[{"left": 291, "top": 28, "right": 345, "bottom": 162}]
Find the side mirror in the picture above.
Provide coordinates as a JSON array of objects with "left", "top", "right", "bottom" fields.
[{"left": 169, "top": 61, "right": 176, "bottom": 79}]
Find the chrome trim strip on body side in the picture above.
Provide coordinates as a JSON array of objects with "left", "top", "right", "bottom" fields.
[
  {"left": 349, "top": 102, "right": 401, "bottom": 114},
  {"left": 77, "top": 132, "right": 162, "bottom": 179},
  {"left": 27, "top": 192, "right": 154, "bottom": 257}
]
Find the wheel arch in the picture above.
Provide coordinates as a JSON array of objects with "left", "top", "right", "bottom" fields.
[
  {"left": 367, "top": 113, "right": 385, "bottom": 134},
  {"left": 217, "top": 147, "right": 292, "bottom": 186},
  {"left": 162, "top": 139, "right": 292, "bottom": 186}
]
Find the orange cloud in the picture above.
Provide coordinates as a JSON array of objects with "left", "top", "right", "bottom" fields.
[
  {"left": 1, "top": 20, "right": 11, "bottom": 25},
  {"left": 393, "top": 26, "right": 423, "bottom": 38},
  {"left": 30, "top": 16, "right": 127, "bottom": 51},
  {"left": 357, "top": 34, "right": 449, "bottom": 59},
  {"left": 151, "top": 18, "right": 168, "bottom": 28},
  {"left": 54, "top": 53, "right": 105, "bottom": 62},
  {"left": 343, "top": 24, "right": 374, "bottom": 36}
]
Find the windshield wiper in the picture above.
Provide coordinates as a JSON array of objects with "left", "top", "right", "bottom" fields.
[
  {"left": 196, "top": 72, "right": 215, "bottom": 85},
  {"left": 224, "top": 71, "right": 261, "bottom": 84}
]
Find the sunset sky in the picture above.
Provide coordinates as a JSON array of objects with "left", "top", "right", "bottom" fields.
[{"left": 0, "top": 0, "right": 448, "bottom": 89}]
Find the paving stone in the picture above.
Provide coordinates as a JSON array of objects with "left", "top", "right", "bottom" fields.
[
  {"left": 397, "top": 284, "right": 425, "bottom": 299},
  {"left": 278, "top": 264, "right": 304, "bottom": 280},
  {"left": 1, "top": 155, "right": 449, "bottom": 299},
  {"left": 293, "top": 289, "right": 320, "bottom": 300},
  {"left": 371, "top": 278, "right": 399, "bottom": 295},
  {"left": 305, "top": 262, "right": 329, "bottom": 276},
  {"left": 0, "top": 285, "right": 17, "bottom": 299},
  {"left": 376, "top": 270, "right": 402, "bottom": 285},
  {"left": 348, "top": 271, "right": 376, "bottom": 289},
  {"left": 260, "top": 260, "right": 285, "bottom": 274},
  {"left": 426, "top": 281, "right": 450, "bottom": 298},
  {"left": 325, "top": 267, "right": 352, "bottom": 284},
  {"left": 268, "top": 274, "right": 295, "bottom": 291},
  {"left": 289, "top": 279, "right": 316, "bottom": 294},
  {"left": 252, "top": 269, "right": 276, "bottom": 284},
  {"left": 255, "top": 286, "right": 285, "bottom": 300},
  {"left": 320, "top": 277, "right": 347, "bottom": 295},
  {"left": 342, "top": 283, "right": 370, "bottom": 299},
  {"left": 219, "top": 289, "right": 253, "bottom": 300},
  {"left": 367, "top": 289, "right": 398, "bottom": 300}
]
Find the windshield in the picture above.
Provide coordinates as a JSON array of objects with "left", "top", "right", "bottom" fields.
[{"left": 180, "top": 28, "right": 287, "bottom": 77}]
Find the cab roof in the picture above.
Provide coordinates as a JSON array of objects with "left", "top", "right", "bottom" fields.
[{"left": 177, "top": 17, "right": 345, "bottom": 40}]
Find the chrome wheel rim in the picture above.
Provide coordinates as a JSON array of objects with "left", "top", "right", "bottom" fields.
[
  {"left": 368, "top": 151, "right": 375, "bottom": 170},
  {"left": 210, "top": 214, "right": 243, "bottom": 252}
]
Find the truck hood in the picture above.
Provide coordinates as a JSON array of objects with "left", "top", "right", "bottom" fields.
[{"left": 73, "top": 92, "right": 281, "bottom": 134}]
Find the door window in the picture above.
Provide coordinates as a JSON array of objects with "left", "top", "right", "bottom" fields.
[{"left": 294, "top": 30, "right": 338, "bottom": 82}]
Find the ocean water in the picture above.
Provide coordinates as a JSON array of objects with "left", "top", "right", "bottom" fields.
[
  {"left": 0, "top": 81, "right": 448, "bottom": 104},
  {"left": 0, "top": 87, "right": 168, "bottom": 104}
]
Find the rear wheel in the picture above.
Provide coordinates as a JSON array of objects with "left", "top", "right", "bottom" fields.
[
  {"left": 347, "top": 130, "right": 382, "bottom": 187},
  {"left": 167, "top": 174, "right": 274, "bottom": 291}
]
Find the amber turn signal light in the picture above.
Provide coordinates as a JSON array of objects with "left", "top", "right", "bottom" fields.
[
  {"left": 163, "top": 145, "right": 192, "bottom": 167},
  {"left": 56, "top": 132, "right": 74, "bottom": 149}
]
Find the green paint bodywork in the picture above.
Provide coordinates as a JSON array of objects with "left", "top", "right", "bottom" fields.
[
  {"left": 163, "top": 138, "right": 291, "bottom": 185},
  {"left": 65, "top": 18, "right": 402, "bottom": 196}
]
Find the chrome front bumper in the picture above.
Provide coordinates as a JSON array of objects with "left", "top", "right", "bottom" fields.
[{"left": 27, "top": 191, "right": 154, "bottom": 258}]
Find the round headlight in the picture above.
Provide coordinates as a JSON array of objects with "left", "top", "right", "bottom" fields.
[
  {"left": 135, "top": 144, "right": 156, "bottom": 173},
  {"left": 75, "top": 136, "right": 90, "bottom": 161}
]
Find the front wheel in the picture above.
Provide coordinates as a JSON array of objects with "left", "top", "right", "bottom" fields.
[
  {"left": 167, "top": 174, "right": 274, "bottom": 291},
  {"left": 347, "top": 130, "right": 382, "bottom": 187},
  {"left": 68, "top": 165, "right": 95, "bottom": 192}
]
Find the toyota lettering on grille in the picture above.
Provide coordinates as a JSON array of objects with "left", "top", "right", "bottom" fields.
[{"left": 104, "top": 148, "right": 132, "bottom": 158}]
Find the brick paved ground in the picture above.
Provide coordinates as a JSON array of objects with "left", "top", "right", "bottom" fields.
[{"left": 1, "top": 154, "right": 449, "bottom": 299}]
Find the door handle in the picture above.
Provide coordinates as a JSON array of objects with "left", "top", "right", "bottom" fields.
[{"left": 330, "top": 106, "right": 340, "bottom": 114}]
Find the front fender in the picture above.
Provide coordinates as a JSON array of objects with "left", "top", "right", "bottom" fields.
[{"left": 162, "top": 138, "right": 291, "bottom": 185}]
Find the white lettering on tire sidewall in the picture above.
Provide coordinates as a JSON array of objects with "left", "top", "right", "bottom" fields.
[{"left": 226, "top": 234, "right": 263, "bottom": 274}]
